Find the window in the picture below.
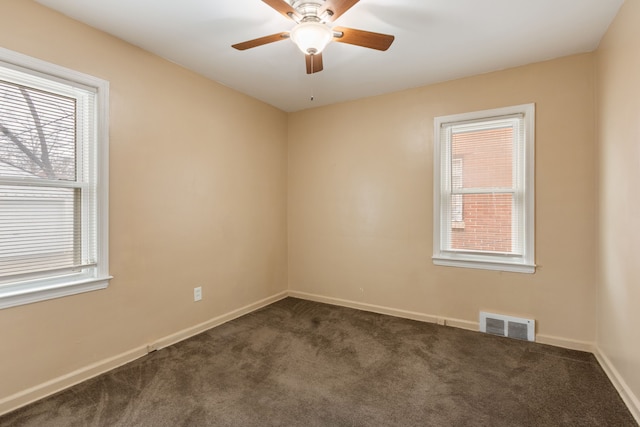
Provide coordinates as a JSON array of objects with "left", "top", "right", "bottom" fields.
[
  {"left": 0, "top": 48, "right": 110, "bottom": 309},
  {"left": 433, "top": 104, "right": 535, "bottom": 273}
]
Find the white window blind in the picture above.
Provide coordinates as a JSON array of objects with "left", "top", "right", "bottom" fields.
[
  {"left": 433, "top": 104, "right": 535, "bottom": 273},
  {"left": 451, "top": 158, "right": 463, "bottom": 223},
  {"left": 0, "top": 48, "right": 110, "bottom": 308}
]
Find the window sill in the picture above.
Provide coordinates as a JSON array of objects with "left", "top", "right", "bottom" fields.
[
  {"left": 0, "top": 276, "right": 113, "bottom": 310},
  {"left": 433, "top": 256, "right": 535, "bottom": 274}
]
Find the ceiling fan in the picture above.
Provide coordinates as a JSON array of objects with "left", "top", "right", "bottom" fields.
[{"left": 232, "top": 0, "right": 395, "bottom": 74}]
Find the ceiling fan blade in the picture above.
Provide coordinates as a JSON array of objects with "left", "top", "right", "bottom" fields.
[
  {"left": 305, "top": 53, "right": 324, "bottom": 74},
  {"left": 262, "top": 0, "right": 300, "bottom": 21},
  {"left": 232, "top": 32, "right": 289, "bottom": 50},
  {"left": 332, "top": 26, "right": 395, "bottom": 51},
  {"left": 322, "top": 0, "right": 359, "bottom": 22}
]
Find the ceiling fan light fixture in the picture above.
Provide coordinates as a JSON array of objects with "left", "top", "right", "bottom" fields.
[{"left": 290, "top": 22, "right": 333, "bottom": 55}]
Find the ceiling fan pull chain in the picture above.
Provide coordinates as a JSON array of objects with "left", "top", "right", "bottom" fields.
[{"left": 310, "top": 55, "right": 315, "bottom": 101}]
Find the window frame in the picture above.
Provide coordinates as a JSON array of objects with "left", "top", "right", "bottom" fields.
[
  {"left": 0, "top": 47, "right": 111, "bottom": 309},
  {"left": 433, "top": 104, "right": 535, "bottom": 274}
]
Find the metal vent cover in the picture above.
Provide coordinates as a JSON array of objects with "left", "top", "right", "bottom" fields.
[
  {"left": 480, "top": 311, "right": 535, "bottom": 342},
  {"left": 485, "top": 317, "right": 505, "bottom": 336}
]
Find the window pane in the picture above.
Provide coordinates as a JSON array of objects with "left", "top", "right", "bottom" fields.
[
  {"left": 452, "top": 127, "right": 512, "bottom": 190},
  {"left": 0, "top": 185, "right": 79, "bottom": 281},
  {"left": 0, "top": 80, "right": 76, "bottom": 181},
  {"left": 450, "top": 193, "right": 514, "bottom": 253}
]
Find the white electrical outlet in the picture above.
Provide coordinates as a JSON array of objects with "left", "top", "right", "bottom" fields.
[{"left": 194, "top": 286, "right": 202, "bottom": 302}]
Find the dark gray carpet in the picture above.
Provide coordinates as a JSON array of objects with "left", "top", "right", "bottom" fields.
[{"left": 0, "top": 298, "right": 636, "bottom": 426}]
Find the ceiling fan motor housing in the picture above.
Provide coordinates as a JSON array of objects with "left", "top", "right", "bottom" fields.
[{"left": 289, "top": 0, "right": 334, "bottom": 22}]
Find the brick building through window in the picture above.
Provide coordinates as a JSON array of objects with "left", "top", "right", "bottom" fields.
[{"left": 450, "top": 127, "right": 513, "bottom": 253}]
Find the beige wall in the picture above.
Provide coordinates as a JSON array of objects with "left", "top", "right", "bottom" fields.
[
  {"left": 289, "top": 54, "right": 598, "bottom": 343},
  {"left": 597, "top": 0, "right": 640, "bottom": 414},
  {"left": 0, "top": 0, "right": 288, "bottom": 405}
]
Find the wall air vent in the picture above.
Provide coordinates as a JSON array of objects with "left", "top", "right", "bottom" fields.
[{"left": 480, "top": 311, "right": 535, "bottom": 342}]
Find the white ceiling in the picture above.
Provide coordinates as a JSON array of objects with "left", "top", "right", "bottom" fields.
[{"left": 35, "top": 0, "right": 623, "bottom": 112}]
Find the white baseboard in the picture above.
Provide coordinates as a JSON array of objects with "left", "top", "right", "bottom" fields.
[
  {"left": 288, "top": 290, "right": 478, "bottom": 331},
  {"left": 0, "top": 345, "right": 148, "bottom": 417},
  {"left": 150, "top": 291, "right": 288, "bottom": 351},
  {"left": 535, "top": 334, "right": 595, "bottom": 352},
  {"left": 0, "top": 290, "right": 288, "bottom": 417},
  {"left": 593, "top": 347, "right": 640, "bottom": 425},
  {"left": 288, "top": 291, "right": 598, "bottom": 352}
]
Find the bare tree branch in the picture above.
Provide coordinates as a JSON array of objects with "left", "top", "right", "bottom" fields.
[
  {"left": 19, "top": 88, "right": 54, "bottom": 178},
  {"left": 0, "top": 123, "right": 47, "bottom": 173},
  {"left": 1, "top": 83, "right": 75, "bottom": 180}
]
